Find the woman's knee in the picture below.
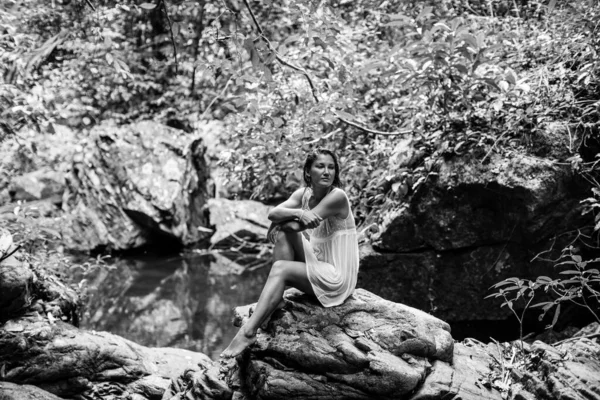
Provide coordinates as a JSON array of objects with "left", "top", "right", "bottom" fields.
[{"left": 270, "top": 260, "right": 296, "bottom": 283}]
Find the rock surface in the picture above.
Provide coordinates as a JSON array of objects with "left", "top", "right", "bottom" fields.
[
  {"left": 165, "top": 288, "right": 494, "bottom": 400},
  {"left": 511, "top": 323, "right": 600, "bottom": 400},
  {"left": 207, "top": 198, "right": 271, "bottom": 250},
  {"left": 206, "top": 198, "right": 272, "bottom": 275},
  {"left": 61, "top": 121, "right": 210, "bottom": 252},
  {"left": 164, "top": 290, "right": 600, "bottom": 400},
  {"left": 360, "top": 153, "right": 590, "bottom": 323},
  {"left": 8, "top": 169, "right": 65, "bottom": 202},
  {"left": 0, "top": 315, "right": 212, "bottom": 399},
  {"left": 0, "top": 381, "right": 64, "bottom": 400},
  {"left": 0, "top": 233, "right": 78, "bottom": 323}
]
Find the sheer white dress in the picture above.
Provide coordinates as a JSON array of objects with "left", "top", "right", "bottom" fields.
[{"left": 300, "top": 187, "right": 359, "bottom": 307}]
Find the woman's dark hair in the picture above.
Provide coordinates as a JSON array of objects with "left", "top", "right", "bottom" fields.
[{"left": 303, "top": 148, "right": 342, "bottom": 188}]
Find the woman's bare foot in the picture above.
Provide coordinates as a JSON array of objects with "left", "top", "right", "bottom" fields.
[{"left": 220, "top": 327, "right": 257, "bottom": 359}]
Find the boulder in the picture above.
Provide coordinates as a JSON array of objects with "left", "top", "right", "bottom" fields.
[
  {"left": 0, "top": 244, "right": 33, "bottom": 320},
  {"left": 61, "top": 121, "right": 210, "bottom": 252},
  {"left": 206, "top": 198, "right": 272, "bottom": 274},
  {"left": 360, "top": 153, "right": 590, "bottom": 323},
  {"left": 8, "top": 169, "right": 64, "bottom": 202},
  {"left": 0, "top": 229, "right": 80, "bottom": 323},
  {"left": 0, "top": 381, "right": 64, "bottom": 400},
  {"left": 512, "top": 323, "right": 600, "bottom": 400},
  {"left": 207, "top": 198, "right": 271, "bottom": 250},
  {"left": 0, "top": 314, "right": 212, "bottom": 399},
  {"left": 164, "top": 289, "right": 504, "bottom": 400}
]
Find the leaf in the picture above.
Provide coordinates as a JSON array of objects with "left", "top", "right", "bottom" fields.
[
  {"left": 335, "top": 110, "right": 354, "bottom": 120},
  {"left": 548, "top": 0, "right": 557, "bottom": 12},
  {"left": 536, "top": 276, "right": 552, "bottom": 283},
  {"left": 550, "top": 303, "right": 561, "bottom": 328},
  {"left": 40, "top": 227, "right": 61, "bottom": 239},
  {"left": 139, "top": 2, "right": 156, "bottom": 10},
  {"left": 459, "top": 33, "right": 479, "bottom": 50},
  {"left": 505, "top": 70, "right": 517, "bottom": 85}
]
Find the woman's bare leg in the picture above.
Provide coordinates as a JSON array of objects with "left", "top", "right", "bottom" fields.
[
  {"left": 273, "top": 230, "right": 305, "bottom": 262},
  {"left": 221, "top": 233, "right": 313, "bottom": 358}
]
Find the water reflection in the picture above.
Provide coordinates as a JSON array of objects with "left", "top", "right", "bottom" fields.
[{"left": 80, "top": 252, "right": 269, "bottom": 360}]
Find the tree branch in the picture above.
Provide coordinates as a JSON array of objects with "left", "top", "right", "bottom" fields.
[
  {"left": 335, "top": 112, "right": 412, "bottom": 136},
  {"left": 241, "top": 0, "right": 319, "bottom": 103},
  {"left": 159, "top": 0, "right": 178, "bottom": 74}
]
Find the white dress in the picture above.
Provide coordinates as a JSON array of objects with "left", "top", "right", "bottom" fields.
[{"left": 300, "top": 187, "right": 359, "bottom": 307}]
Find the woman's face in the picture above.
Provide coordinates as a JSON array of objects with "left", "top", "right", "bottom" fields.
[{"left": 308, "top": 154, "right": 336, "bottom": 189}]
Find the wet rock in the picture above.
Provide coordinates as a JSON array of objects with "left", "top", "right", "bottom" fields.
[{"left": 61, "top": 121, "right": 210, "bottom": 252}]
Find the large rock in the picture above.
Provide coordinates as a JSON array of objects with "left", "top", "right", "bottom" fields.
[
  {"left": 0, "top": 229, "right": 78, "bottom": 323},
  {"left": 360, "top": 153, "right": 590, "bottom": 323},
  {"left": 207, "top": 198, "right": 270, "bottom": 250},
  {"left": 164, "top": 292, "right": 600, "bottom": 400},
  {"left": 0, "top": 381, "right": 64, "bottom": 400},
  {"left": 206, "top": 198, "right": 272, "bottom": 274},
  {"left": 0, "top": 315, "right": 212, "bottom": 399},
  {"left": 61, "top": 121, "right": 210, "bottom": 252},
  {"left": 165, "top": 289, "right": 500, "bottom": 400},
  {"left": 0, "top": 244, "right": 33, "bottom": 320},
  {"left": 8, "top": 169, "right": 65, "bottom": 202},
  {"left": 510, "top": 323, "right": 600, "bottom": 400}
]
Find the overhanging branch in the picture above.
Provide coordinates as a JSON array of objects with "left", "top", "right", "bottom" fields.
[
  {"left": 335, "top": 112, "right": 412, "bottom": 136},
  {"left": 241, "top": 0, "right": 319, "bottom": 103}
]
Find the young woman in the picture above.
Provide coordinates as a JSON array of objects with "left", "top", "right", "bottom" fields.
[{"left": 220, "top": 148, "right": 359, "bottom": 358}]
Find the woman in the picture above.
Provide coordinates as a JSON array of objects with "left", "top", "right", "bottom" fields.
[{"left": 221, "top": 148, "right": 359, "bottom": 358}]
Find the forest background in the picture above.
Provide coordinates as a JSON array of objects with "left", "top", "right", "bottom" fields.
[{"left": 2, "top": 0, "right": 600, "bottom": 327}]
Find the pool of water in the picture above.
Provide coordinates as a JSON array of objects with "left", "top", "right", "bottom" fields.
[{"left": 79, "top": 251, "right": 269, "bottom": 360}]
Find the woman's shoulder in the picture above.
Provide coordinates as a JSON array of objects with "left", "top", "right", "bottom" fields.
[{"left": 330, "top": 187, "right": 349, "bottom": 201}]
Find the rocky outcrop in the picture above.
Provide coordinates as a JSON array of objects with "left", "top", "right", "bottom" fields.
[
  {"left": 0, "top": 231, "right": 214, "bottom": 400},
  {"left": 0, "top": 315, "right": 212, "bottom": 399},
  {"left": 0, "top": 381, "right": 64, "bottom": 400},
  {"left": 510, "top": 323, "right": 600, "bottom": 400},
  {"left": 360, "top": 152, "right": 590, "bottom": 323},
  {"left": 207, "top": 198, "right": 270, "bottom": 250},
  {"left": 164, "top": 289, "right": 600, "bottom": 400},
  {"left": 0, "top": 230, "right": 78, "bottom": 323},
  {"left": 61, "top": 121, "right": 210, "bottom": 252},
  {"left": 8, "top": 169, "right": 64, "bottom": 202},
  {"left": 164, "top": 288, "right": 496, "bottom": 400},
  {"left": 206, "top": 198, "right": 272, "bottom": 275},
  {"left": 0, "top": 125, "right": 77, "bottom": 206}
]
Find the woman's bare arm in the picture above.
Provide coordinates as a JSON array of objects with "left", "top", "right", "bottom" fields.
[
  {"left": 268, "top": 188, "right": 305, "bottom": 223},
  {"left": 305, "top": 189, "right": 349, "bottom": 221}
]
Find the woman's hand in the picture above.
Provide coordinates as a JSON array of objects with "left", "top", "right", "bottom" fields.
[{"left": 299, "top": 210, "right": 322, "bottom": 229}]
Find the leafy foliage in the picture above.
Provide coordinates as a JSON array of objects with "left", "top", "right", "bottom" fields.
[{"left": 487, "top": 246, "right": 600, "bottom": 345}]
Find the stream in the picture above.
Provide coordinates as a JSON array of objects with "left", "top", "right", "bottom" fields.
[{"left": 79, "top": 251, "right": 269, "bottom": 360}]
